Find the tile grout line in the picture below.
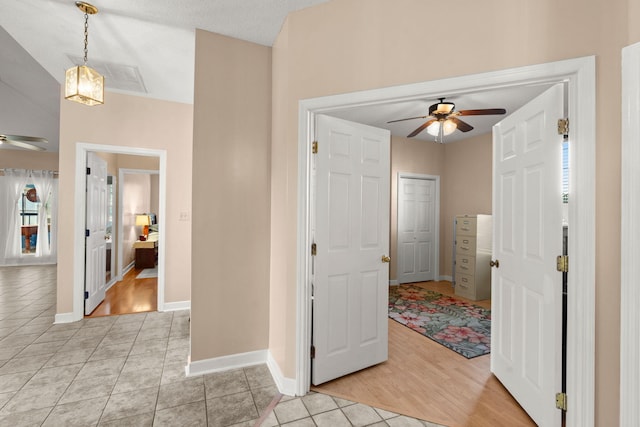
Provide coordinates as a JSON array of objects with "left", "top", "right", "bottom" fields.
[
  {"left": 253, "top": 392, "right": 282, "bottom": 427},
  {"left": 150, "top": 311, "right": 171, "bottom": 427}
]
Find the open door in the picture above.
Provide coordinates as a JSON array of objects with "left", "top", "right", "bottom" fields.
[
  {"left": 491, "top": 84, "right": 564, "bottom": 426},
  {"left": 312, "top": 115, "right": 390, "bottom": 385},
  {"left": 85, "top": 152, "right": 108, "bottom": 315}
]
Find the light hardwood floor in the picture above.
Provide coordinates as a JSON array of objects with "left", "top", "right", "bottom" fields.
[
  {"left": 313, "top": 281, "right": 536, "bottom": 427},
  {"left": 86, "top": 267, "right": 157, "bottom": 317}
]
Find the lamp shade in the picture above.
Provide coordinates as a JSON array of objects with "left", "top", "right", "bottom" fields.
[
  {"left": 65, "top": 65, "right": 104, "bottom": 106},
  {"left": 135, "top": 214, "right": 150, "bottom": 226},
  {"left": 426, "top": 119, "right": 457, "bottom": 137}
]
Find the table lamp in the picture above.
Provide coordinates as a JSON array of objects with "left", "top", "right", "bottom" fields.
[{"left": 135, "top": 214, "right": 150, "bottom": 239}]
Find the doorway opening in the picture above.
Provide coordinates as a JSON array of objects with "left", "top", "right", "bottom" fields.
[
  {"left": 71, "top": 143, "right": 168, "bottom": 322},
  {"left": 85, "top": 160, "right": 161, "bottom": 318},
  {"left": 295, "top": 57, "right": 595, "bottom": 426}
]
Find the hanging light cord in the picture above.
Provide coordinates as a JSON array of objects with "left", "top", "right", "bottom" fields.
[{"left": 83, "top": 11, "right": 89, "bottom": 65}]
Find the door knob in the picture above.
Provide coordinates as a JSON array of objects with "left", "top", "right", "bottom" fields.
[
  {"left": 381, "top": 255, "right": 391, "bottom": 263},
  {"left": 490, "top": 259, "right": 500, "bottom": 268}
]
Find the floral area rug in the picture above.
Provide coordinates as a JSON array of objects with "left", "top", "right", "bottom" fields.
[{"left": 389, "top": 285, "right": 491, "bottom": 359}]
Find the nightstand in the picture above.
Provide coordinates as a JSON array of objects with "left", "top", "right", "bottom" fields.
[{"left": 133, "top": 237, "right": 158, "bottom": 269}]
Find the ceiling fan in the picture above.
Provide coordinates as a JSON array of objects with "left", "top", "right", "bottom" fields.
[
  {"left": 0, "top": 134, "right": 48, "bottom": 151},
  {"left": 387, "top": 98, "right": 507, "bottom": 140}
]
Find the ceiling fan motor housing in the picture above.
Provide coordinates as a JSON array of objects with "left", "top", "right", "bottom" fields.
[{"left": 428, "top": 99, "right": 455, "bottom": 117}]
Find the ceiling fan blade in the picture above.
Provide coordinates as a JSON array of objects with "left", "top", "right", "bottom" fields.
[
  {"left": 387, "top": 115, "right": 429, "bottom": 124},
  {"left": 2, "top": 134, "right": 48, "bottom": 143},
  {"left": 457, "top": 108, "right": 507, "bottom": 116},
  {"left": 407, "top": 119, "right": 436, "bottom": 138},
  {"left": 1, "top": 139, "right": 46, "bottom": 151},
  {"left": 450, "top": 117, "right": 474, "bottom": 132}
]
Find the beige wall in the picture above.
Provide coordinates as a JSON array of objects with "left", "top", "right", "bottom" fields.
[
  {"left": 0, "top": 150, "right": 59, "bottom": 170},
  {"left": 269, "top": 0, "right": 625, "bottom": 423},
  {"left": 96, "top": 152, "right": 118, "bottom": 176},
  {"left": 190, "top": 30, "right": 271, "bottom": 361},
  {"left": 57, "top": 91, "right": 193, "bottom": 314},
  {"left": 441, "top": 134, "right": 493, "bottom": 277},
  {"left": 116, "top": 154, "right": 160, "bottom": 171}
]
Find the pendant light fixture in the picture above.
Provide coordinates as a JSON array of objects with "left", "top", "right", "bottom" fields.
[{"left": 65, "top": 1, "right": 104, "bottom": 106}]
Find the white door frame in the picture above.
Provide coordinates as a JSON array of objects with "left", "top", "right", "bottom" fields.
[
  {"left": 71, "top": 143, "right": 167, "bottom": 321},
  {"left": 620, "top": 41, "right": 640, "bottom": 426},
  {"left": 396, "top": 173, "right": 440, "bottom": 283},
  {"left": 296, "top": 57, "right": 595, "bottom": 426}
]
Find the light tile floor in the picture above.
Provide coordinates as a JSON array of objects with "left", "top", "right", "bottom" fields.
[{"left": 0, "top": 265, "right": 444, "bottom": 427}]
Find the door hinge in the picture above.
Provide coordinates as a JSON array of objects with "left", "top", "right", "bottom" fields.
[
  {"left": 311, "top": 243, "right": 317, "bottom": 256},
  {"left": 556, "top": 255, "right": 568, "bottom": 273},
  {"left": 557, "top": 118, "right": 569, "bottom": 137},
  {"left": 312, "top": 141, "right": 318, "bottom": 154},
  {"left": 85, "top": 229, "right": 90, "bottom": 237},
  {"left": 84, "top": 291, "right": 89, "bottom": 300},
  {"left": 310, "top": 345, "right": 316, "bottom": 359},
  {"left": 556, "top": 392, "right": 567, "bottom": 411},
  {"left": 86, "top": 167, "right": 91, "bottom": 175}
]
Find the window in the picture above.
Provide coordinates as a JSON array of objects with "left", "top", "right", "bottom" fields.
[{"left": 18, "top": 184, "right": 52, "bottom": 254}]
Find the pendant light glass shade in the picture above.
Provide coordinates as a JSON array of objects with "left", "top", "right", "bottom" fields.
[
  {"left": 65, "top": 2, "right": 103, "bottom": 106},
  {"left": 426, "top": 119, "right": 457, "bottom": 137},
  {"left": 65, "top": 65, "right": 104, "bottom": 106}
]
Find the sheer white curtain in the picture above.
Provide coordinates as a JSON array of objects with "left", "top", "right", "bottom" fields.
[
  {"left": 3, "top": 169, "right": 30, "bottom": 260},
  {"left": 30, "top": 170, "right": 55, "bottom": 258}
]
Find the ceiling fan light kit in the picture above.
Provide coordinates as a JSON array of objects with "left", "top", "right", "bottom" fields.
[
  {"left": 388, "top": 97, "right": 506, "bottom": 143},
  {"left": 64, "top": 1, "right": 104, "bottom": 106},
  {"left": 426, "top": 119, "right": 457, "bottom": 137}
]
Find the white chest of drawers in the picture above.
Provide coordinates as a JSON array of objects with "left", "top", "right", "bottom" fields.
[{"left": 453, "top": 214, "right": 492, "bottom": 301}]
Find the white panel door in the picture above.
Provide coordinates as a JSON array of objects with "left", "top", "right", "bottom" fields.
[
  {"left": 312, "top": 114, "right": 390, "bottom": 385},
  {"left": 398, "top": 176, "right": 437, "bottom": 284},
  {"left": 85, "top": 152, "right": 108, "bottom": 315},
  {"left": 491, "top": 84, "right": 564, "bottom": 426}
]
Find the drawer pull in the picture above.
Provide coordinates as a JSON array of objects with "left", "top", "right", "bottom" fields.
[{"left": 460, "top": 246, "right": 469, "bottom": 251}]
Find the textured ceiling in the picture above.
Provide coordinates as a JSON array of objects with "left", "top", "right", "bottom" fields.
[
  {"left": 0, "top": 0, "right": 550, "bottom": 153},
  {"left": 0, "top": 0, "right": 332, "bottom": 152},
  {"left": 0, "top": 0, "right": 332, "bottom": 105}
]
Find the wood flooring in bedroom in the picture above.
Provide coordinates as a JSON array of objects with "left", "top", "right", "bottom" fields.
[
  {"left": 312, "top": 280, "right": 536, "bottom": 427},
  {"left": 86, "top": 267, "right": 157, "bottom": 318}
]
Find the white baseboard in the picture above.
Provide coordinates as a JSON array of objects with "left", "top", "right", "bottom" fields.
[
  {"left": 267, "top": 352, "right": 297, "bottom": 396},
  {"left": 54, "top": 312, "right": 76, "bottom": 324},
  {"left": 162, "top": 301, "right": 191, "bottom": 312},
  {"left": 186, "top": 349, "right": 268, "bottom": 377},
  {"left": 123, "top": 262, "right": 134, "bottom": 275},
  {"left": 391, "top": 277, "right": 452, "bottom": 285}
]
